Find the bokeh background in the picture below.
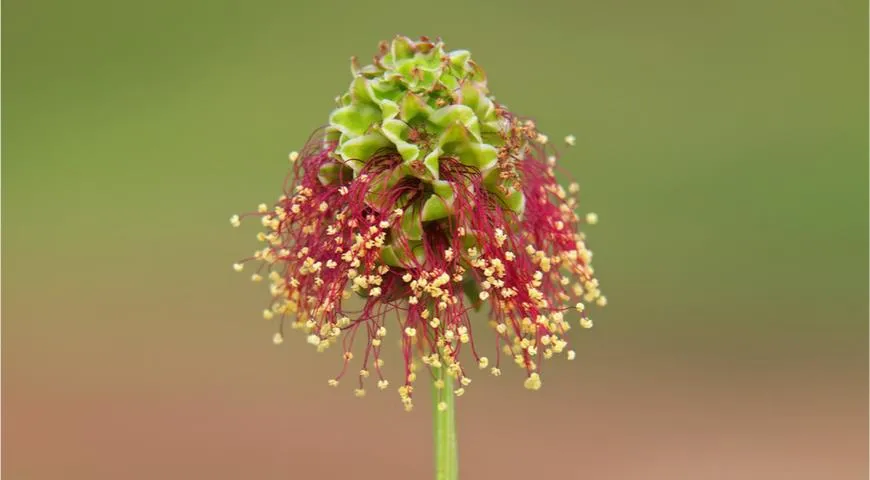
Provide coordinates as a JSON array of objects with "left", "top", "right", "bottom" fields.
[{"left": 3, "top": 0, "right": 867, "bottom": 478}]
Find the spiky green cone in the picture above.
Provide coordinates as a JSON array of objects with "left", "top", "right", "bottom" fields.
[{"left": 322, "top": 35, "right": 524, "bottom": 267}]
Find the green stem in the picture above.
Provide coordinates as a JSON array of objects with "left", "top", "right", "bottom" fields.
[{"left": 432, "top": 364, "right": 458, "bottom": 480}]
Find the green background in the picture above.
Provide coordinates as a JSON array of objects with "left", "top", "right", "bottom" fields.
[{"left": 3, "top": 0, "right": 867, "bottom": 478}]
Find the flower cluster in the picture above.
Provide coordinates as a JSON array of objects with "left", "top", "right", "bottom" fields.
[{"left": 232, "top": 36, "right": 604, "bottom": 410}]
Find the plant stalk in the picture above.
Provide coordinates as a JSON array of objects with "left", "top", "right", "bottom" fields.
[{"left": 432, "top": 364, "right": 458, "bottom": 480}]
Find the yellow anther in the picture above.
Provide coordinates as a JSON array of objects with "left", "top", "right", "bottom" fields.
[
  {"left": 262, "top": 309, "right": 274, "bottom": 320},
  {"left": 232, "top": 263, "right": 244, "bottom": 272},
  {"left": 564, "top": 134, "right": 576, "bottom": 146},
  {"left": 251, "top": 273, "right": 263, "bottom": 282},
  {"left": 523, "top": 372, "right": 542, "bottom": 390},
  {"left": 567, "top": 350, "right": 576, "bottom": 360},
  {"left": 230, "top": 215, "right": 241, "bottom": 227},
  {"left": 288, "top": 151, "right": 299, "bottom": 162},
  {"left": 494, "top": 228, "right": 507, "bottom": 247},
  {"left": 354, "top": 389, "right": 366, "bottom": 398},
  {"left": 478, "top": 291, "right": 490, "bottom": 301},
  {"left": 478, "top": 357, "right": 489, "bottom": 369},
  {"left": 405, "top": 327, "right": 417, "bottom": 337},
  {"left": 272, "top": 332, "right": 284, "bottom": 345},
  {"left": 586, "top": 212, "right": 598, "bottom": 225},
  {"left": 580, "top": 318, "right": 594, "bottom": 329},
  {"left": 328, "top": 379, "right": 339, "bottom": 387}
]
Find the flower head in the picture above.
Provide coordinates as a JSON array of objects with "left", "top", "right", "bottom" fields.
[{"left": 232, "top": 36, "right": 604, "bottom": 410}]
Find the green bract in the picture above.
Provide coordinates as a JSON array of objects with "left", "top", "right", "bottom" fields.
[
  {"left": 320, "top": 36, "right": 524, "bottom": 266},
  {"left": 321, "top": 36, "right": 521, "bottom": 221}
]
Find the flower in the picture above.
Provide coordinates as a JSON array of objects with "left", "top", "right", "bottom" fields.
[{"left": 232, "top": 36, "right": 604, "bottom": 411}]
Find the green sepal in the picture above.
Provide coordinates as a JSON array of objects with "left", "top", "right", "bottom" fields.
[
  {"left": 422, "top": 148, "right": 443, "bottom": 179},
  {"left": 329, "top": 103, "right": 381, "bottom": 137},
  {"left": 317, "top": 162, "right": 353, "bottom": 185},
  {"left": 503, "top": 189, "right": 525, "bottom": 214},
  {"left": 411, "top": 242, "right": 426, "bottom": 264},
  {"left": 379, "top": 99, "right": 400, "bottom": 120},
  {"left": 460, "top": 230, "right": 479, "bottom": 250},
  {"left": 379, "top": 240, "right": 425, "bottom": 268},
  {"left": 421, "top": 194, "right": 450, "bottom": 221},
  {"left": 429, "top": 105, "right": 476, "bottom": 130},
  {"left": 400, "top": 203, "right": 423, "bottom": 241},
  {"left": 380, "top": 245, "right": 403, "bottom": 267},
  {"left": 458, "top": 143, "right": 498, "bottom": 170},
  {"left": 336, "top": 133, "right": 390, "bottom": 167},
  {"left": 431, "top": 179, "right": 454, "bottom": 199},
  {"left": 391, "top": 36, "right": 415, "bottom": 62},
  {"left": 350, "top": 77, "right": 376, "bottom": 104},
  {"left": 400, "top": 92, "right": 433, "bottom": 122},
  {"left": 359, "top": 64, "right": 383, "bottom": 78},
  {"left": 421, "top": 179, "right": 455, "bottom": 221},
  {"left": 381, "top": 119, "right": 420, "bottom": 161},
  {"left": 449, "top": 50, "right": 471, "bottom": 68},
  {"left": 370, "top": 79, "right": 403, "bottom": 103}
]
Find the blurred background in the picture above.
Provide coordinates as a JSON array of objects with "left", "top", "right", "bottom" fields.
[{"left": 3, "top": 0, "right": 867, "bottom": 478}]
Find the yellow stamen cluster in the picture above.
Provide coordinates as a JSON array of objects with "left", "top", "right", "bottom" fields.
[{"left": 231, "top": 117, "right": 605, "bottom": 410}]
